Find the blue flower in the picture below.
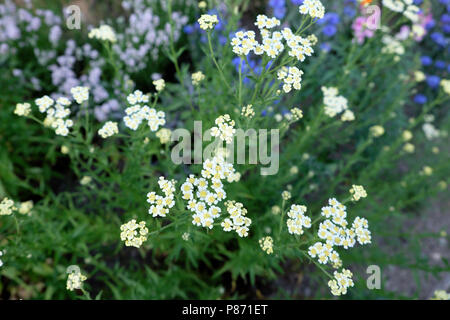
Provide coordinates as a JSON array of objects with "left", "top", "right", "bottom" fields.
[
  {"left": 441, "top": 13, "right": 450, "bottom": 24},
  {"left": 343, "top": 7, "right": 356, "bottom": 18},
  {"left": 290, "top": 0, "right": 304, "bottom": 4},
  {"left": 425, "top": 20, "right": 436, "bottom": 30},
  {"left": 413, "top": 94, "right": 427, "bottom": 104},
  {"left": 413, "top": 0, "right": 423, "bottom": 4},
  {"left": 426, "top": 75, "right": 441, "bottom": 89},
  {"left": 420, "top": 56, "right": 432, "bottom": 66},
  {"left": 320, "top": 43, "right": 331, "bottom": 52},
  {"left": 430, "top": 32, "right": 446, "bottom": 46},
  {"left": 269, "top": 0, "right": 286, "bottom": 19},
  {"left": 318, "top": 13, "right": 340, "bottom": 25},
  {"left": 323, "top": 25, "right": 337, "bottom": 37},
  {"left": 183, "top": 25, "right": 195, "bottom": 35},
  {"left": 435, "top": 60, "right": 446, "bottom": 69}
]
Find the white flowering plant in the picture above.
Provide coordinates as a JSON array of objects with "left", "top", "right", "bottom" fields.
[{"left": 0, "top": 0, "right": 449, "bottom": 300}]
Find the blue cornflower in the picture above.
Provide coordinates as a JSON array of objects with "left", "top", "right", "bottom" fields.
[
  {"left": 323, "top": 25, "right": 337, "bottom": 37},
  {"left": 343, "top": 6, "right": 356, "bottom": 18},
  {"left": 413, "top": 94, "right": 427, "bottom": 104},
  {"left": 420, "top": 56, "right": 432, "bottom": 66},
  {"left": 435, "top": 60, "right": 446, "bottom": 69},
  {"left": 426, "top": 75, "right": 441, "bottom": 89},
  {"left": 430, "top": 32, "right": 446, "bottom": 46}
]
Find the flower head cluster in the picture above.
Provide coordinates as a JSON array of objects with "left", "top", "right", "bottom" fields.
[
  {"left": 88, "top": 25, "right": 117, "bottom": 42},
  {"left": 241, "top": 104, "right": 255, "bottom": 118},
  {"left": 66, "top": 268, "right": 87, "bottom": 291},
  {"left": 349, "top": 185, "right": 367, "bottom": 201},
  {"left": 14, "top": 102, "right": 31, "bottom": 116},
  {"left": 231, "top": 15, "right": 314, "bottom": 63},
  {"left": 286, "top": 204, "right": 312, "bottom": 235},
  {"left": 210, "top": 115, "right": 236, "bottom": 144},
  {"left": 153, "top": 79, "right": 165, "bottom": 92},
  {"left": 198, "top": 14, "right": 218, "bottom": 30},
  {"left": 382, "top": 0, "right": 419, "bottom": 22},
  {"left": 124, "top": 90, "right": 165, "bottom": 131},
  {"left": 126, "top": 90, "right": 149, "bottom": 105},
  {"left": 441, "top": 79, "right": 450, "bottom": 95},
  {"left": 381, "top": 35, "right": 405, "bottom": 56},
  {"left": 282, "top": 190, "right": 292, "bottom": 201},
  {"left": 192, "top": 71, "right": 205, "bottom": 86},
  {"left": 308, "top": 198, "right": 371, "bottom": 267},
  {"left": 221, "top": 200, "right": 251, "bottom": 237},
  {"left": 299, "top": 0, "right": 326, "bottom": 19},
  {"left": 183, "top": 156, "right": 238, "bottom": 229},
  {"left": 34, "top": 95, "right": 74, "bottom": 136},
  {"left": 98, "top": 121, "right": 119, "bottom": 138},
  {"left": 259, "top": 236, "right": 274, "bottom": 254},
  {"left": 277, "top": 66, "right": 304, "bottom": 93},
  {"left": 322, "top": 87, "right": 353, "bottom": 120},
  {"left": 328, "top": 269, "right": 354, "bottom": 296},
  {"left": 369, "top": 125, "right": 385, "bottom": 137},
  {"left": 0, "top": 251, "right": 3, "bottom": 268},
  {"left": 70, "top": 86, "right": 90, "bottom": 104},
  {"left": 290, "top": 107, "right": 303, "bottom": 120},
  {"left": 18, "top": 201, "right": 33, "bottom": 215},
  {"left": 156, "top": 128, "right": 172, "bottom": 144},
  {"left": 120, "top": 219, "right": 149, "bottom": 248},
  {"left": 432, "top": 290, "right": 450, "bottom": 300},
  {"left": 0, "top": 198, "right": 16, "bottom": 216},
  {"left": 147, "top": 177, "right": 176, "bottom": 217}
]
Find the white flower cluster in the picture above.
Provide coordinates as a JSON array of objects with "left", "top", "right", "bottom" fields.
[
  {"left": 182, "top": 156, "right": 238, "bottom": 229},
  {"left": 286, "top": 204, "right": 312, "bottom": 235},
  {"left": 70, "top": 86, "right": 90, "bottom": 104},
  {"left": 14, "top": 102, "right": 31, "bottom": 116},
  {"left": 381, "top": 35, "right": 405, "bottom": 55},
  {"left": 231, "top": 15, "right": 314, "bottom": 63},
  {"left": 308, "top": 198, "right": 371, "bottom": 267},
  {"left": 120, "top": 219, "right": 149, "bottom": 248},
  {"left": 35, "top": 95, "right": 75, "bottom": 136},
  {"left": 0, "top": 198, "right": 15, "bottom": 216},
  {"left": 153, "top": 79, "right": 165, "bottom": 92},
  {"left": 349, "top": 185, "right": 367, "bottom": 201},
  {"left": 124, "top": 90, "right": 165, "bottom": 131},
  {"left": 277, "top": 66, "right": 304, "bottom": 93},
  {"left": 210, "top": 114, "right": 236, "bottom": 144},
  {"left": 322, "top": 87, "right": 354, "bottom": 121},
  {"left": 197, "top": 14, "right": 218, "bottom": 30},
  {"left": 382, "top": 0, "right": 419, "bottom": 22},
  {"left": 0, "top": 250, "right": 4, "bottom": 268},
  {"left": 259, "top": 236, "right": 274, "bottom": 254},
  {"left": 88, "top": 25, "right": 117, "bottom": 42},
  {"left": 328, "top": 269, "right": 354, "bottom": 296},
  {"left": 98, "top": 121, "right": 119, "bottom": 138},
  {"left": 422, "top": 123, "right": 439, "bottom": 140},
  {"left": 18, "top": 200, "right": 33, "bottom": 215},
  {"left": 241, "top": 104, "right": 255, "bottom": 118},
  {"left": 299, "top": 0, "right": 326, "bottom": 19},
  {"left": 147, "top": 177, "right": 176, "bottom": 218},
  {"left": 192, "top": 71, "right": 205, "bottom": 86},
  {"left": 66, "top": 268, "right": 87, "bottom": 291},
  {"left": 221, "top": 200, "right": 251, "bottom": 237}
]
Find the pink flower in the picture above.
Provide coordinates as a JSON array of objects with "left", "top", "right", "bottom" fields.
[{"left": 352, "top": 16, "right": 375, "bottom": 44}]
